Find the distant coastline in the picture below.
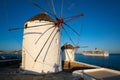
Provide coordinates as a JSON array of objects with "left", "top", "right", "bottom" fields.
[
  {"left": 0, "top": 50, "right": 22, "bottom": 54},
  {"left": 76, "top": 52, "right": 120, "bottom": 54}
]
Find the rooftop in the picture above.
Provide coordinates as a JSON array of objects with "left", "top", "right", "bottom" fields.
[{"left": 27, "top": 12, "right": 54, "bottom": 22}]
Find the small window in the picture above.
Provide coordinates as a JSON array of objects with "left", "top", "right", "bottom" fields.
[{"left": 25, "top": 24, "right": 27, "bottom": 29}]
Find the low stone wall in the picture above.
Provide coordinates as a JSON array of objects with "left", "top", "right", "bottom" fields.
[{"left": 62, "top": 61, "right": 97, "bottom": 71}]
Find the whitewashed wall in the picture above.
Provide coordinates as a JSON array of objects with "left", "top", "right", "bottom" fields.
[
  {"left": 62, "top": 49, "right": 75, "bottom": 61},
  {"left": 21, "top": 20, "right": 61, "bottom": 74}
]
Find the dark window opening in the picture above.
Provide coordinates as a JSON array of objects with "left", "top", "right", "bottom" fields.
[{"left": 25, "top": 24, "right": 27, "bottom": 29}]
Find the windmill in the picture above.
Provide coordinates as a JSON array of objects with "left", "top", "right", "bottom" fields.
[
  {"left": 61, "top": 43, "right": 88, "bottom": 61},
  {"left": 9, "top": 0, "right": 84, "bottom": 74},
  {"left": 61, "top": 43, "right": 75, "bottom": 61}
]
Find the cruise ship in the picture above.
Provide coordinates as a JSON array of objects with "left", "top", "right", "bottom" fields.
[{"left": 82, "top": 48, "right": 109, "bottom": 57}]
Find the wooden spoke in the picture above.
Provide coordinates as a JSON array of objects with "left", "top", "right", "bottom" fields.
[
  {"left": 43, "top": 30, "right": 59, "bottom": 62},
  {"left": 64, "top": 13, "right": 84, "bottom": 22},
  {"left": 8, "top": 27, "right": 23, "bottom": 31},
  {"left": 63, "top": 22, "right": 81, "bottom": 37},
  {"left": 34, "top": 27, "right": 56, "bottom": 62},
  {"left": 35, "top": 26, "right": 54, "bottom": 44},
  {"left": 46, "top": 0, "right": 53, "bottom": 12},
  {"left": 60, "top": 0, "right": 64, "bottom": 18},
  {"left": 62, "top": 26, "right": 75, "bottom": 46},
  {"left": 8, "top": 23, "right": 53, "bottom": 31},
  {"left": 29, "top": 0, "right": 56, "bottom": 18},
  {"left": 51, "top": 0, "right": 58, "bottom": 20}
]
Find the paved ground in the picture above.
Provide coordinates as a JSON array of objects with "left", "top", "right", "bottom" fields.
[
  {"left": 0, "top": 67, "right": 83, "bottom": 80},
  {"left": 0, "top": 60, "right": 96, "bottom": 80}
]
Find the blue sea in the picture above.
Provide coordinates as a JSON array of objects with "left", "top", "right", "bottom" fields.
[
  {"left": 75, "top": 53, "right": 120, "bottom": 71},
  {"left": 0, "top": 54, "right": 21, "bottom": 60},
  {"left": 0, "top": 53, "right": 120, "bottom": 71}
]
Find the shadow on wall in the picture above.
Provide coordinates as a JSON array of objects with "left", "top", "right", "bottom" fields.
[{"left": 20, "top": 63, "right": 60, "bottom": 74}]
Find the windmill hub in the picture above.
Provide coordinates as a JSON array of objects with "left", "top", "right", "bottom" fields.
[{"left": 55, "top": 18, "right": 63, "bottom": 29}]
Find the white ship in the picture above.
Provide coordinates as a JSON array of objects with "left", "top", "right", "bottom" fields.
[{"left": 82, "top": 48, "right": 109, "bottom": 57}]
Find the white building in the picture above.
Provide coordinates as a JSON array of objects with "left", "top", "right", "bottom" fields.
[
  {"left": 61, "top": 43, "right": 75, "bottom": 61},
  {"left": 21, "top": 12, "right": 61, "bottom": 74}
]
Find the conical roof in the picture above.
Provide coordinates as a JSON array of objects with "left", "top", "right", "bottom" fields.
[
  {"left": 27, "top": 12, "right": 54, "bottom": 22},
  {"left": 61, "top": 43, "right": 74, "bottom": 50}
]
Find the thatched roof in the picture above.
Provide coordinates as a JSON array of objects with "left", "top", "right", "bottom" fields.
[
  {"left": 61, "top": 43, "right": 74, "bottom": 49},
  {"left": 27, "top": 12, "right": 54, "bottom": 22}
]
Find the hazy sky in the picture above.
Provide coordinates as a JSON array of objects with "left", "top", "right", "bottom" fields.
[{"left": 0, "top": 0, "right": 120, "bottom": 53}]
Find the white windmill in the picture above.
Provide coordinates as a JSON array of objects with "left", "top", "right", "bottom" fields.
[
  {"left": 61, "top": 43, "right": 88, "bottom": 61},
  {"left": 20, "top": 12, "right": 62, "bottom": 74},
  {"left": 61, "top": 43, "right": 75, "bottom": 61},
  {"left": 9, "top": 0, "right": 84, "bottom": 74}
]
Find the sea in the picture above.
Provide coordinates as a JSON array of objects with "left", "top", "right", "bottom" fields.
[
  {"left": 0, "top": 54, "right": 21, "bottom": 60},
  {"left": 0, "top": 53, "right": 120, "bottom": 71},
  {"left": 75, "top": 53, "right": 120, "bottom": 71}
]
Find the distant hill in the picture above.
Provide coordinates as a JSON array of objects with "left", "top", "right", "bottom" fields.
[
  {"left": 0, "top": 50, "right": 5, "bottom": 53},
  {"left": 0, "top": 50, "right": 22, "bottom": 54}
]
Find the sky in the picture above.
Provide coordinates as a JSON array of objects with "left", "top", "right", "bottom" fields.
[{"left": 0, "top": 0, "right": 120, "bottom": 53}]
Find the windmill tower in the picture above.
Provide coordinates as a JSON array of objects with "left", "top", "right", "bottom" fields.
[
  {"left": 61, "top": 43, "right": 76, "bottom": 61},
  {"left": 21, "top": 12, "right": 61, "bottom": 74}
]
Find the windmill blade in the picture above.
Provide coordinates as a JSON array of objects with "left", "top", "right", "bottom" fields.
[
  {"left": 45, "top": 0, "right": 53, "bottom": 12},
  {"left": 8, "top": 27, "right": 23, "bottom": 31},
  {"left": 29, "top": 0, "right": 56, "bottom": 19},
  {"left": 43, "top": 30, "right": 59, "bottom": 62},
  {"left": 63, "top": 22, "right": 80, "bottom": 37},
  {"left": 63, "top": 2, "right": 75, "bottom": 18},
  {"left": 60, "top": 0, "right": 64, "bottom": 18},
  {"left": 51, "top": 0, "right": 58, "bottom": 20},
  {"left": 8, "top": 23, "right": 53, "bottom": 31},
  {"left": 64, "top": 13, "right": 84, "bottom": 19},
  {"left": 34, "top": 27, "right": 56, "bottom": 62},
  {"left": 62, "top": 26, "right": 75, "bottom": 46},
  {"left": 74, "top": 46, "right": 80, "bottom": 48},
  {"left": 79, "top": 46, "right": 88, "bottom": 48},
  {"left": 64, "top": 13, "right": 84, "bottom": 22},
  {"left": 45, "top": 0, "right": 58, "bottom": 20},
  {"left": 35, "top": 26, "right": 54, "bottom": 44},
  {"left": 74, "top": 46, "right": 88, "bottom": 48}
]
